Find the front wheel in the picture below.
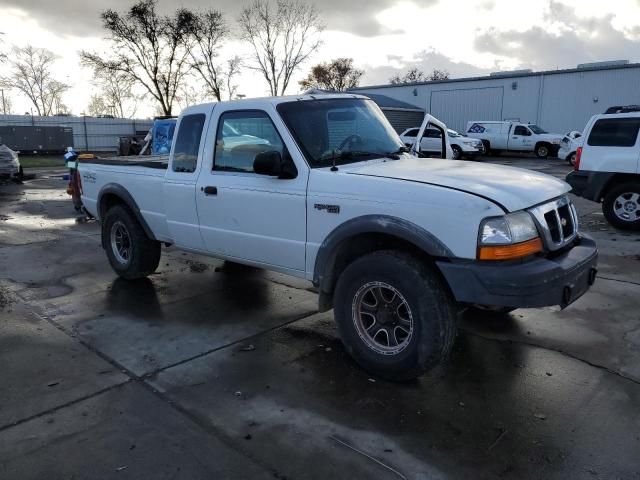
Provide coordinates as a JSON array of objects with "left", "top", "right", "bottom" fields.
[
  {"left": 567, "top": 152, "right": 576, "bottom": 166},
  {"left": 535, "top": 144, "right": 550, "bottom": 158},
  {"left": 451, "top": 145, "right": 462, "bottom": 160},
  {"left": 602, "top": 183, "right": 640, "bottom": 230},
  {"left": 333, "top": 250, "right": 457, "bottom": 381},
  {"left": 102, "top": 205, "right": 161, "bottom": 279}
]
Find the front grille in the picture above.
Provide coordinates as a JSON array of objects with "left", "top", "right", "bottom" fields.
[{"left": 529, "top": 196, "right": 578, "bottom": 251}]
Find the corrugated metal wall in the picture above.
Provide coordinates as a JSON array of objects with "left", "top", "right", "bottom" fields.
[
  {"left": 0, "top": 115, "right": 153, "bottom": 152},
  {"left": 382, "top": 109, "right": 425, "bottom": 133},
  {"left": 354, "top": 65, "right": 640, "bottom": 135},
  {"left": 429, "top": 87, "right": 503, "bottom": 132}
]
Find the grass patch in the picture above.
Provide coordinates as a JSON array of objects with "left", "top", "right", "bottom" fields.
[{"left": 18, "top": 155, "right": 65, "bottom": 169}]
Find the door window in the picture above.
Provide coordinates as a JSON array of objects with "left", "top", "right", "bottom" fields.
[
  {"left": 404, "top": 128, "right": 419, "bottom": 137},
  {"left": 588, "top": 118, "right": 640, "bottom": 147},
  {"left": 172, "top": 114, "right": 206, "bottom": 173},
  {"left": 214, "top": 110, "right": 284, "bottom": 173},
  {"left": 513, "top": 126, "right": 530, "bottom": 136}
]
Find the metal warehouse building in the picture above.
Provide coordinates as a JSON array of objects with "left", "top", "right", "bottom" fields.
[{"left": 352, "top": 61, "right": 640, "bottom": 135}]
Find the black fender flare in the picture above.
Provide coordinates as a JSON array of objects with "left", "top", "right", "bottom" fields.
[
  {"left": 313, "top": 214, "right": 454, "bottom": 294},
  {"left": 97, "top": 183, "right": 157, "bottom": 244}
]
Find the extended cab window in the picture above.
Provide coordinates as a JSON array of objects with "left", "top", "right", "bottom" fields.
[
  {"left": 514, "top": 126, "right": 530, "bottom": 136},
  {"left": 588, "top": 118, "right": 640, "bottom": 147},
  {"left": 172, "top": 114, "right": 206, "bottom": 173},
  {"left": 214, "top": 111, "right": 284, "bottom": 173}
]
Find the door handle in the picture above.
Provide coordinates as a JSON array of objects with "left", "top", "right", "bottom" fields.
[{"left": 202, "top": 186, "right": 217, "bottom": 196}]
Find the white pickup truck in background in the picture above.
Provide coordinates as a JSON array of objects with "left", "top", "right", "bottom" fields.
[
  {"left": 78, "top": 94, "right": 598, "bottom": 381},
  {"left": 466, "top": 120, "right": 564, "bottom": 158}
]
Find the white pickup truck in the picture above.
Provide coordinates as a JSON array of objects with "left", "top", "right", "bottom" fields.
[
  {"left": 466, "top": 121, "right": 564, "bottom": 158},
  {"left": 79, "top": 94, "right": 598, "bottom": 380}
]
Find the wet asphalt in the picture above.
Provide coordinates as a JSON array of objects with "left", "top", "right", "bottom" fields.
[{"left": 0, "top": 157, "right": 639, "bottom": 480}]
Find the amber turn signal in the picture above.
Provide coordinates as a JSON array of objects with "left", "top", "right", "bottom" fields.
[{"left": 478, "top": 237, "right": 543, "bottom": 260}]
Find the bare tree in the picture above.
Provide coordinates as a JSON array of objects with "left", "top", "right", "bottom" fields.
[
  {"left": 175, "top": 83, "right": 209, "bottom": 110},
  {"left": 238, "top": 0, "right": 323, "bottom": 96},
  {"left": 190, "top": 10, "right": 227, "bottom": 101},
  {"left": 81, "top": 0, "right": 198, "bottom": 116},
  {"left": 0, "top": 91, "right": 12, "bottom": 115},
  {"left": 2, "top": 46, "right": 69, "bottom": 116},
  {"left": 428, "top": 69, "right": 450, "bottom": 81},
  {"left": 225, "top": 56, "right": 243, "bottom": 100},
  {"left": 390, "top": 67, "right": 450, "bottom": 84},
  {"left": 87, "top": 94, "right": 110, "bottom": 117},
  {"left": 299, "top": 57, "right": 363, "bottom": 92},
  {"left": 93, "top": 70, "right": 138, "bottom": 118}
]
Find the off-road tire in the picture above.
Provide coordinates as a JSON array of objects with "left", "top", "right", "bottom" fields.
[
  {"left": 333, "top": 250, "right": 457, "bottom": 381},
  {"left": 535, "top": 143, "right": 550, "bottom": 158},
  {"left": 103, "top": 205, "right": 161, "bottom": 279},
  {"left": 602, "top": 183, "right": 640, "bottom": 230}
]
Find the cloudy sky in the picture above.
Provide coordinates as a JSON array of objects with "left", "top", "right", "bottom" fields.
[{"left": 1, "top": 0, "right": 640, "bottom": 117}]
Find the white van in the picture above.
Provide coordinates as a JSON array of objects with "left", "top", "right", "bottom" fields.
[{"left": 465, "top": 121, "right": 564, "bottom": 158}]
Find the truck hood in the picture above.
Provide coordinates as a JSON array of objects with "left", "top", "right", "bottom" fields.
[{"left": 343, "top": 157, "right": 570, "bottom": 212}]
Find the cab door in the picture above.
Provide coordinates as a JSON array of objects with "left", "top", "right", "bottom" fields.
[
  {"left": 195, "top": 104, "right": 308, "bottom": 275},
  {"left": 163, "top": 108, "right": 210, "bottom": 251},
  {"left": 510, "top": 125, "right": 533, "bottom": 151},
  {"left": 421, "top": 128, "right": 443, "bottom": 155}
]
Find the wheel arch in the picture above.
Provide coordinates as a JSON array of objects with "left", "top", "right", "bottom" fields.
[
  {"left": 598, "top": 173, "right": 640, "bottom": 201},
  {"left": 313, "top": 215, "right": 454, "bottom": 312},
  {"left": 98, "top": 183, "right": 156, "bottom": 244}
]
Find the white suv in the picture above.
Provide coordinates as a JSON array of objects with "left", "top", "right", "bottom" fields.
[
  {"left": 400, "top": 127, "right": 484, "bottom": 160},
  {"left": 566, "top": 107, "right": 640, "bottom": 230}
]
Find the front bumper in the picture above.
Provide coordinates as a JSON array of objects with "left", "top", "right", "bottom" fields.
[
  {"left": 460, "top": 144, "right": 485, "bottom": 155},
  {"left": 436, "top": 235, "right": 598, "bottom": 308}
]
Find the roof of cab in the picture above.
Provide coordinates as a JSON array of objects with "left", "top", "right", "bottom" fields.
[{"left": 179, "top": 93, "right": 370, "bottom": 116}]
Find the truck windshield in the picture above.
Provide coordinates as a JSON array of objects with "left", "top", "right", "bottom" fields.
[
  {"left": 277, "top": 98, "right": 405, "bottom": 168},
  {"left": 528, "top": 124, "right": 548, "bottom": 134}
]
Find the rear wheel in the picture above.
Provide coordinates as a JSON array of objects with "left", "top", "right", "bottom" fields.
[
  {"left": 535, "top": 143, "right": 550, "bottom": 158},
  {"left": 602, "top": 183, "right": 640, "bottom": 230},
  {"left": 333, "top": 250, "right": 457, "bottom": 381},
  {"left": 567, "top": 152, "right": 576, "bottom": 166},
  {"left": 103, "top": 205, "right": 161, "bottom": 279}
]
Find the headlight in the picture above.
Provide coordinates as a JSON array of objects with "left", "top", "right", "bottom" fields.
[{"left": 478, "top": 212, "right": 542, "bottom": 260}]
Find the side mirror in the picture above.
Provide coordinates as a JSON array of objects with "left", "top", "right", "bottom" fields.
[{"left": 253, "top": 150, "right": 283, "bottom": 176}]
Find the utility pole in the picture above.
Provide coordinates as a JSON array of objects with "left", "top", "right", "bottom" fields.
[{"left": 1, "top": 89, "right": 5, "bottom": 115}]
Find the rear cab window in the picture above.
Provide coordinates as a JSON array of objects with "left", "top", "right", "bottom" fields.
[
  {"left": 172, "top": 114, "right": 206, "bottom": 173},
  {"left": 588, "top": 118, "right": 640, "bottom": 147}
]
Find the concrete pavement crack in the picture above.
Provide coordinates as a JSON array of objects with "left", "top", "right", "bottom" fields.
[
  {"left": 598, "top": 275, "right": 640, "bottom": 287},
  {"left": 0, "top": 381, "right": 131, "bottom": 433},
  {"left": 463, "top": 329, "right": 640, "bottom": 387}
]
